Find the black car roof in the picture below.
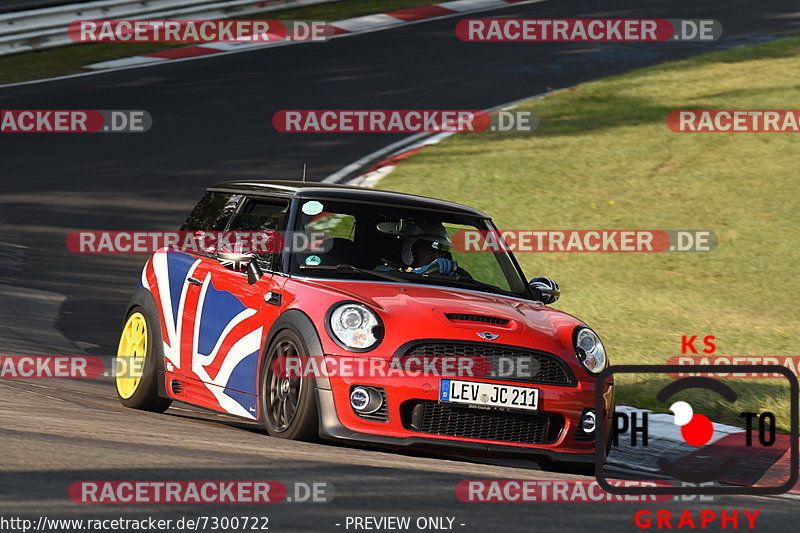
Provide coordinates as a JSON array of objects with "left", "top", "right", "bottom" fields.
[{"left": 207, "top": 180, "right": 488, "bottom": 218}]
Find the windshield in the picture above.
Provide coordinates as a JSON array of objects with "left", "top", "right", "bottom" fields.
[{"left": 288, "top": 198, "right": 531, "bottom": 298}]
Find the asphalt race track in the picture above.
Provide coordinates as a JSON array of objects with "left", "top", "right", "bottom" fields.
[{"left": 1, "top": 0, "right": 799, "bottom": 530}]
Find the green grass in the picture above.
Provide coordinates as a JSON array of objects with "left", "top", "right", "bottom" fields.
[
  {"left": 379, "top": 37, "right": 800, "bottom": 430},
  {"left": 0, "top": 0, "right": 438, "bottom": 84}
]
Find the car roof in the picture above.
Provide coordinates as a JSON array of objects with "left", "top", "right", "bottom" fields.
[{"left": 207, "top": 180, "right": 488, "bottom": 217}]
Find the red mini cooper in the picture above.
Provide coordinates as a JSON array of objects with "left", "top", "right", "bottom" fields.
[{"left": 115, "top": 180, "right": 613, "bottom": 471}]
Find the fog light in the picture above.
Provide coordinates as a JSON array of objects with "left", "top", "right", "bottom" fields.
[
  {"left": 350, "top": 386, "right": 383, "bottom": 414},
  {"left": 581, "top": 410, "right": 596, "bottom": 434}
]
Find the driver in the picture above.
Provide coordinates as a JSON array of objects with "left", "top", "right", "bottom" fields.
[{"left": 399, "top": 223, "right": 459, "bottom": 275}]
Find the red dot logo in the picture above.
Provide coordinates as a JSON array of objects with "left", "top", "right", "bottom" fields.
[{"left": 670, "top": 401, "right": 714, "bottom": 446}]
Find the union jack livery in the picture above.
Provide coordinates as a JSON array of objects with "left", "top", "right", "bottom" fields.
[
  {"left": 116, "top": 181, "right": 614, "bottom": 472},
  {"left": 141, "top": 251, "right": 264, "bottom": 418}
]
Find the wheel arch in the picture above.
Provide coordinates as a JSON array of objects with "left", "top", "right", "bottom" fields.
[
  {"left": 259, "top": 309, "right": 328, "bottom": 440},
  {"left": 261, "top": 309, "right": 331, "bottom": 392}
]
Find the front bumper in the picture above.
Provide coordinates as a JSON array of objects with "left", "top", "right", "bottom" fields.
[{"left": 315, "top": 356, "right": 613, "bottom": 462}]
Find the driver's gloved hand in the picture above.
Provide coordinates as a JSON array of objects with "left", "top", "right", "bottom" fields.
[{"left": 412, "top": 258, "right": 458, "bottom": 275}]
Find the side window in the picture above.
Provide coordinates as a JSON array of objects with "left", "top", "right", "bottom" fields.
[
  {"left": 227, "top": 198, "right": 289, "bottom": 272},
  {"left": 181, "top": 192, "right": 242, "bottom": 231}
]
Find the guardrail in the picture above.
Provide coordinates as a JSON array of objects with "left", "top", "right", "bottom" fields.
[
  {"left": 0, "top": 1, "right": 92, "bottom": 15},
  {"left": 0, "top": 0, "right": 336, "bottom": 56}
]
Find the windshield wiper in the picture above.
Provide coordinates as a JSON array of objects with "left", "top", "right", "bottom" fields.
[
  {"left": 298, "top": 264, "right": 406, "bottom": 283},
  {"left": 299, "top": 265, "right": 518, "bottom": 297}
]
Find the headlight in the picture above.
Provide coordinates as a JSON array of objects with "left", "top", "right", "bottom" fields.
[
  {"left": 574, "top": 327, "right": 607, "bottom": 374},
  {"left": 328, "top": 302, "right": 382, "bottom": 351}
]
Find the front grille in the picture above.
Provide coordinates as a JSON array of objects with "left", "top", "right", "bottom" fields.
[
  {"left": 445, "top": 313, "right": 510, "bottom": 326},
  {"left": 403, "top": 400, "right": 564, "bottom": 445},
  {"left": 396, "top": 342, "right": 575, "bottom": 386}
]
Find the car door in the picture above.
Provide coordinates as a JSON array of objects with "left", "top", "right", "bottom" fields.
[
  {"left": 147, "top": 192, "right": 289, "bottom": 419},
  {"left": 145, "top": 191, "right": 242, "bottom": 395},
  {"left": 183, "top": 197, "right": 289, "bottom": 419}
]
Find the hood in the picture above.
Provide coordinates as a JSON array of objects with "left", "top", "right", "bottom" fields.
[{"left": 294, "top": 278, "right": 585, "bottom": 356}]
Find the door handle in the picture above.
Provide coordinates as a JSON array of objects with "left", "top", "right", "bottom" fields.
[{"left": 187, "top": 277, "right": 203, "bottom": 286}]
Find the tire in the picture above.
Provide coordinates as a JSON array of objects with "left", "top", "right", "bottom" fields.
[
  {"left": 259, "top": 329, "right": 318, "bottom": 440},
  {"left": 115, "top": 304, "right": 172, "bottom": 413}
]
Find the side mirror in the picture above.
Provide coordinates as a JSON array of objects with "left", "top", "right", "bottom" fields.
[
  {"left": 529, "top": 277, "right": 560, "bottom": 304},
  {"left": 247, "top": 259, "right": 263, "bottom": 285},
  {"left": 217, "top": 251, "right": 253, "bottom": 272}
]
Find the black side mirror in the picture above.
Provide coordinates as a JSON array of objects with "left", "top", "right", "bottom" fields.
[
  {"left": 529, "top": 277, "right": 560, "bottom": 304},
  {"left": 247, "top": 259, "right": 263, "bottom": 285}
]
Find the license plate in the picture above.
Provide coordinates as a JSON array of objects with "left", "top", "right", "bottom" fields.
[{"left": 439, "top": 379, "right": 539, "bottom": 411}]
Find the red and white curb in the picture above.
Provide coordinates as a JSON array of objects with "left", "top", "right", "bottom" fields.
[
  {"left": 609, "top": 406, "right": 800, "bottom": 496},
  {"left": 85, "top": 0, "right": 545, "bottom": 70},
  {"left": 343, "top": 131, "right": 455, "bottom": 187},
  {"left": 327, "top": 89, "right": 555, "bottom": 186}
]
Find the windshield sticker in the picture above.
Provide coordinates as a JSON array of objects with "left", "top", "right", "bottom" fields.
[
  {"left": 305, "top": 255, "right": 322, "bottom": 266},
  {"left": 302, "top": 201, "right": 324, "bottom": 216}
]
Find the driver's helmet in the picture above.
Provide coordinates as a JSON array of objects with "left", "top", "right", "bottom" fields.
[{"left": 401, "top": 222, "right": 454, "bottom": 266}]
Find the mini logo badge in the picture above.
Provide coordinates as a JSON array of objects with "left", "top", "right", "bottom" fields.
[{"left": 477, "top": 332, "right": 499, "bottom": 340}]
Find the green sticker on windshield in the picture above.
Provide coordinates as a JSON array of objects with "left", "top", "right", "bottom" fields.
[
  {"left": 302, "top": 201, "right": 323, "bottom": 216},
  {"left": 305, "top": 255, "right": 322, "bottom": 266}
]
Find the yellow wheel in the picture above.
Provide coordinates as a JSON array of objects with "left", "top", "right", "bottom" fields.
[
  {"left": 115, "top": 303, "right": 171, "bottom": 412},
  {"left": 116, "top": 311, "right": 148, "bottom": 399}
]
